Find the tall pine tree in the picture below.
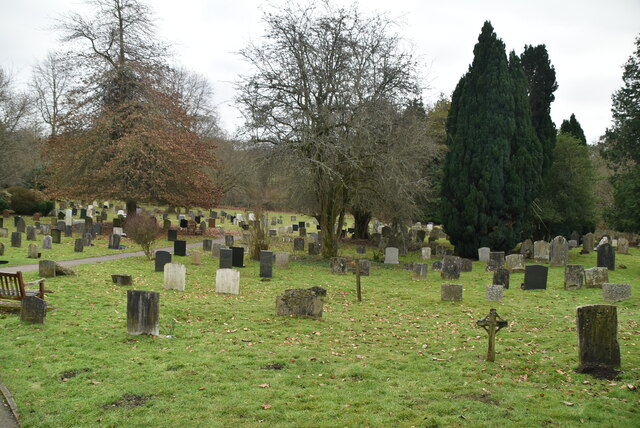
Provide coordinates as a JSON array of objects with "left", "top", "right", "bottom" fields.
[
  {"left": 441, "top": 22, "right": 542, "bottom": 257},
  {"left": 560, "top": 113, "right": 587, "bottom": 145}
]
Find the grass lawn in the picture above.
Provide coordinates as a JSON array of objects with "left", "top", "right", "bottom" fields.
[{"left": 1, "top": 217, "right": 638, "bottom": 427}]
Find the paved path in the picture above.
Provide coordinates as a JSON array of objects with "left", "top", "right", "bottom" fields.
[{"left": 0, "top": 240, "right": 222, "bottom": 274}]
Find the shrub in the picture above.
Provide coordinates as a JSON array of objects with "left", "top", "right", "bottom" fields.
[
  {"left": 7, "top": 186, "right": 39, "bottom": 214},
  {"left": 35, "top": 200, "right": 55, "bottom": 216},
  {"left": 124, "top": 214, "right": 161, "bottom": 260},
  {"left": 0, "top": 190, "right": 10, "bottom": 211}
]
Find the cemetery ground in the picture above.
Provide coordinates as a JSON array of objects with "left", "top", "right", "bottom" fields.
[{"left": 0, "top": 217, "right": 639, "bottom": 427}]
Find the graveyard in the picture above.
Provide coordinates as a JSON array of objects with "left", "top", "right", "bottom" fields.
[{"left": 0, "top": 209, "right": 638, "bottom": 427}]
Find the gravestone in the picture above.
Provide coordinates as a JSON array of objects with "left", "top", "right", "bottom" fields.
[
  {"left": 505, "top": 254, "right": 525, "bottom": 273},
  {"left": 0, "top": 241, "right": 4, "bottom": 255},
  {"left": 74, "top": 238, "right": 84, "bottom": 252},
  {"left": 51, "top": 229, "right": 61, "bottom": 244},
  {"left": 421, "top": 247, "right": 431, "bottom": 260},
  {"left": 155, "top": 251, "right": 172, "bottom": 272},
  {"left": 568, "top": 240, "right": 578, "bottom": 249},
  {"left": 308, "top": 242, "right": 320, "bottom": 255},
  {"left": 211, "top": 243, "right": 222, "bottom": 258},
  {"left": 384, "top": 247, "right": 399, "bottom": 264},
  {"left": 564, "top": 265, "right": 584, "bottom": 290},
  {"left": 180, "top": 219, "right": 188, "bottom": 228},
  {"left": 597, "top": 243, "right": 615, "bottom": 271},
  {"left": 82, "top": 232, "right": 92, "bottom": 246},
  {"left": 584, "top": 267, "right": 608, "bottom": 288},
  {"left": 57, "top": 220, "right": 65, "bottom": 232},
  {"left": 460, "top": 258, "right": 473, "bottom": 272},
  {"left": 27, "top": 243, "right": 39, "bottom": 258},
  {"left": 203, "top": 239, "right": 213, "bottom": 252},
  {"left": 478, "top": 247, "right": 490, "bottom": 263},
  {"left": 602, "top": 283, "right": 632, "bottom": 302},
  {"left": 582, "top": 232, "right": 595, "bottom": 254},
  {"left": 26, "top": 226, "right": 36, "bottom": 241},
  {"left": 20, "top": 297, "right": 47, "bottom": 324},
  {"left": 576, "top": 305, "right": 620, "bottom": 370},
  {"left": 330, "top": 257, "right": 347, "bottom": 274},
  {"left": 533, "top": 240, "right": 550, "bottom": 263},
  {"left": 549, "top": 236, "right": 569, "bottom": 267},
  {"left": 108, "top": 234, "right": 121, "bottom": 249},
  {"left": 224, "top": 234, "right": 234, "bottom": 247},
  {"left": 356, "top": 245, "right": 366, "bottom": 255},
  {"left": 260, "top": 250, "right": 273, "bottom": 278},
  {"left": 111, "top": 274, "right": 133, "bottom": 286},
  {"left": 231, "top": 246, "right": 245, "bottom": 268},
  {"left": 0, "top": 227, "right": 6, "bottom": 238},
  {"left": 412, "top": 263, "right": 428, "bottom": 281},
  {"left": 617, "top": 238, "right": 629, "bottom": 255},
  {"left": 299, "top": 227, "right": 306, "bottom": 237},
  {"left": 441, "top": 283, "right": 463, "bottom": 301},
  {"left": 15, "top": 216, "right": 26, "bottom": 233},
  {"left": 486, "top": 285, "right": 503, "bottom": 301},
  {"left": 275, "top": 252, "right": 289, "bottom": 269},
  {"left": 173, "top": 240, "right": 187, "bottom": 257},
  {"left": 520, "top": 239, "right": 534, "bottom": 259},
  {"left": 219, "top": 248, "right": 233, "bottom": 269},
  {"left": 441, "top": 255, "right": 460, "bottom": 280},
  {"left": 292, "top": 224, "right": 299, "bottom": 232},
  {"left": 486, "top": 252, "right": 505, "bottom": 272},
  {"left": 431, "top": 260, "right": 443, "bottom": 271},
  {"left": 208, "top": 218, "right": 216, "bottom": 228},
  {"left": 523, "top": 265, "right": 548, "bottom": 290},
  {"left": 275, "top": 287, "right": 325, "bottom": 319},
  {"left": 127, "top": 290, "right": 160, "bottom": 336},
  {"left": 293, "top": 237, "right": 305, "bottom": 251},
  {"left": 492, "top": 268, "right": 510, "bottom": 289},
  {"left": 167, "top": 229, "right": 178, "bottom": 241},
  {"left": 39, "top": 260, "right": 56, "bottom": 278},
  {"left": 191, "top": 250, "right": 202, "bottom": 265},
  {"left": 163, "top": 219, "right": 171, "bottom": 230},
  {"left": 355, "top": 259, "right": 370, "bottom": 276},
  {"left": 216, "top": 269, "right": 240, "bottom": 294},
  {"left": 163, "top": 263, "right": 186, "bottom": 291},
  {"left": 11, "top": 232, "right": 21, "bottom": 248},
  {"left": 416, "top": 230, "right": 426, "bottom": 242}
]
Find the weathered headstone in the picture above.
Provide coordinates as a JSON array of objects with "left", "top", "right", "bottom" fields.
[
  {"left": 384, "top": 247, "right": 399, "bottom": 264},
  {"left": 275, "top": 252, "right": 289, "bottom": 269},
  {"left": 111, "top": 274, "right": 133, "bottom": 286},
  {"left": 597, "top": 243, "right": 615, "bottom": 271},
  {"left": 11, "top": 232, "right": 21, "bottom": 248},
  {"left": 108, "top": 233, "right": 121, "bottom": 249},
  {"left": 330, "top": 257, "right": 347, "bottom": 274},
  {"left": 260, "top": 250, "right": 273, "bottom": 278},
  {"left": 211, "top": 243, "right": 222, "bottom": 258},
  {"left": 564, "top": 265, "right": 584, "bottom": 290},
  {"left": 520, "top": 239, "right": 534, "bottom": 259},
  {"left": 412, "top": 263, "right": 428, "bottom": 281},
  {"left": 441, "top": 283, "right": 463, "bottom": 301},
  {"left": 441, "top": 255, "right": 460, "bottom": 280},
  {"left": 202, "top": 239, "right": 213, "bottom": 252},
  {"left": 15, "top": 216, "right": 26, "bottom": 233},
  {"left": 127, "top": 290, "right": 160, "bottom": 336},
  {"left": 356, "top": 259, "right": 370, "bottom": 276},
  {"left": 0, "top": 227, "right": 7, "bottom": 238},
  {"left": 26, "top": 226, "right": 36, "bottom": 241},
  {"left": 216, "top": 269, "right": 240, "bottom": 294},
  {"left": 486, "top": 285, "right": 503, "bottom": 301},
  {"left": 231, "top": 246, "right": 245, "bottom": 268},
  {"left": 64, "top": 225, "right": 73, "bottom": 237},
  {"left": 505, "top": 254, "right": 525, "bottom": 273},
  {"left": 275, "top": 287, "right": 325, "bottom": 319},
  {"left": 163, "top": 263, "right": 186, "bottom": 291},
  {"left": 492, "top": 268, "right": 510, "bottom": 289},
  {"left": 460, "top": 258, "right": 473, "bottom": 272},
  {"left": 523, "top": 265, "right": 548, "bottom": 290},
  {"left": 308, "top": 242, "right": 320, "bottom": 255},
  {"left": 617, "top": 238, "right": 629, "bottom": 255},
  {"left": 582, "top": 232, "right": 595, "bottom": 254},
  {"left": 576, "top": 305, "right": 620, "bottom": 370},
  {"left": 533, "top": 240, "right": 550, "bottom": 263},
  {"left": 39, "top": 260, "right": 56, "bottom": 278},
  {"left": 478, "top": 247, "right": 490, "bottom": 263},
  {"left": 431, "top": 260, "right": 443, "bottom": 271},
  {"left": 20, "top": 296, "right": 47, "bottom": 324},
  {"left": 549, "top": 236, "right": 569, "bottom": 267},
  {"left": 154, "top": 250, "right": 172, "bottom": 272},
  {"left": 356, "top": 245, "right": 366, "bottom": 255},
  {"left": 602, "top": 283, "right": 632, "bottom": 302},
  {"left": 584, "top": 267, "right": 608, "bottom": 288},
  {"left": 173, "top": 240, "right": 187, "bottom": 257},
  {"left": 74, "top": 238, "right": 84, "bottom": 252},
  {"left": 421, "top": 247, "right": 431, "bottom": 260},
  {"left": 51, "top": 229, "right": 61, "bottom": 244},
  {"left": 486, "top": 252, "right": 505, "bottom": 272},
  {"left": 190, "top": 250, "right": 202, "bottom": 265}
]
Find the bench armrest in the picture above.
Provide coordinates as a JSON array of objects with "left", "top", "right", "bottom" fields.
[{"left": 24, "top": 278, "right": 46, "bottom": 298}]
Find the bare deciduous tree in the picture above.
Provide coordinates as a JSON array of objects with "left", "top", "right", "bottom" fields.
[{"left": 31, "top": 52, "right": 73, "bottom": 138}]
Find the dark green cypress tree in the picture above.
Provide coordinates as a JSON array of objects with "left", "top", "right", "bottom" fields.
[
  {"left": 442, "top": 22, "right": 542, "bottom": 257},
  {"left": 560, "top": 113, "right": 587, "bottom": 144}
]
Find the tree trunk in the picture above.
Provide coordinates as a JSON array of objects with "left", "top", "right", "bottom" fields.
[{"left": 352, "top": 209, "right": 372, "bottom": 239}]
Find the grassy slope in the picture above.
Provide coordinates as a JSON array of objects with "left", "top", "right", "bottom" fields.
[{"left": 1, "top": 228, "right": 638, "bottom": 427}]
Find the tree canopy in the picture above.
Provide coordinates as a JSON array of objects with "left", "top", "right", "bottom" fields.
[{"left": 560, "top": 113, "right": 587, "bottom": 145}]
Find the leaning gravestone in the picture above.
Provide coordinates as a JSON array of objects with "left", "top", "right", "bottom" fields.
[
  {"left": 441, "top": 255, "right": 460, "bottom": 280},
  {"left": 478, "top": 247, "right": 490, "bottom": 263},
  {"left": 173, "top": 240, "right": 187, "bottom": 257},
  {"left": 584, "top": 267, "right": 608, "bottom": 288},
  {"left": 602, "top": 283, "right": 632, "bottom": 302},
  {"left": 216, "top": 269, "right": 240, "bottom": 294},
  {"left": 533, "top": 240, "right": 550, "bottom": 263},
  {"left": 523, "top": 265, "right": 548, "bottom": 290},
  {"left": 11, "top": 232, "right": 22, "bottom": 248},
  {"left": 330, "top": 257, "right": 347, "bottom": 274},
  {"left": 576, "top": 305, "right": 620, "bottom": 370},
  {"left": 275, "top": 287, "right": 326, "bottom": 319},
  {"left": 260, "top": 250, "right": 273, "bottom": 278},
  {"left": 505, "top": 254, "right": 525, "bottom": 273},
  {"left": 549, "top": 236, "right": 569, "bottom": 267},
  {"left": 421, "top": 247, "right": 431, "bottom": 260},
  {"left": 127, "top": 290, "right": 159, "bottom": 336},
  {"left": 441, "top": 283, "right": 463, "bottom": 301},
  {"left": 154, "top": 250, "right": 172, "bottom": 273},
  {"left": 412, "top": 263, "right": 428, "bottom": 281},
  {"left": 275, "top": 252, "right": 289, "bottom": 269},
  {"left": 111, "top": 274, "right": 133, "bottom": 286},
  {"left": 20, "top": 296, "right": 47, "bottom": 324},
  {"left": 486, "top": 252, "right": 505, "bottom": 272},
  {"left": 27, "top": 243, "right": 39, "bottom": 258},
  {"left": 597, "top": 243, "right": 615, "bottom": 271},
  {"left": 163, "top": 263, "right": 186, "bottom": 291},
  {"left": 493, "top": 268, "right": 510, "bottom": 289},
  {"left": 219, "top": 248, "right": 233, "bottom": 269},
  {"left": 39, "top": 260, "right": 56, "bottom": 278},
  {"left": 486, "top": 284, "right": 503, "bottom": 301},
  {"left": 564, "top": 265, "right": 584, "bottom": 290},
  {"left": 384, "top": 247, "right": 399, "bottom": 264}
]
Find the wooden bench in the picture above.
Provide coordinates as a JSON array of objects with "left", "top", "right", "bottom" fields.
[{"left": 0, "top": 271, "right": 46, "bottom": 301}]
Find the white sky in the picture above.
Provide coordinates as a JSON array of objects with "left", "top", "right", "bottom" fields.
[{"left": 1, "top": 0, "right": 639, "bottom": 143}]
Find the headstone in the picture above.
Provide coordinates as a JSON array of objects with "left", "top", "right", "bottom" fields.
[
  {"left": 260, "top": 250, "right": 273, "bottom": 278},
  {"left": 225, "top": 234, "right": 234, "bottom": 247},
  {"left": 211, "top": 243, "right": 222, "bottom": 258},
  {"left": 231, "top": 246, "right": 245, "bottom": 268},
  {"left": 0, "top": 227, "right": 6, "bottom": 238},
  {"left": 431, "top": 260, "right": 443, "bottom": 271},
  {"left": 163, "top": 219, "right": 171, "bottom": 230},
  {"left": 505, "top": 254, "right": 525, "bottom": 273},
  {"left": 299, "top": 227, "right": 307, "bottom": 237},
  {"left": 356, "top": 259, "right": 370, "bottom": 276},
  {"left": 602, "top": 283, "right": 632, "bottom": 302},
  {"left": 180, "top": 219, "right": 188, "bottom": 228},
  {"left": 533, "top": 240, "right": 550, "bottom": 263},
  {"left": 56, "top": 220, "right": 65, "bottom": 232},
  {"left": 51, "top": 228, "right": 61, "bottom": 244},
  {"left": 384, "top": 247, "right": 399, "bottom": 264},
  {"left": 520, "top": 239, "right": 534, "bottom": 259},
  {"left": 356, "top": 245, "right": 366, "bottom": 255},
  {"left": 154, "top": 250, "right": 172, "bottom": 273},
  {"left": 421, "top": 247, "right": 431, "bottom": 260},
  {"left": 293, "top": 237, "right": 305, "bottom": 251},
  {"left": 20, "top": 297, "right": 47, "bottom": 324},
  {"left": 11, "top": 232, "right": 21, "bottom": 248},
  {"left": 203, "top": 239, "right": 213, "bottom": 252},
  {"left": 167, "top": 229, "right": 178, "bottom": 242},
  {"left": 127, "top": 290, "right": 160, "bottom": 336},
  {"left": 486, "top": 285, "right": 503, "bottom": 301},
  {"left": 163, "top": 263, "right": 186, "bottom": 291},
  {"left": 564, "top": 265, "right": 584, "bottom": 290},
  {"left": 111, "top": 274, "right": 133, "bottom": 286},
  {"left": 412, "top": 263, "right": 428, "bottom": 280},
  {"left": 576, "top": 305, "right": 620, "bottom": 370},
  {"left": 15, "top": 216, "right": 26, "bottom": 233},
  {"left": 416, "top": 230, "right": 426, "bottom": 242},
  {"left": 549, "top": 236, "right": 569, "bottom": 267},
  {"left": 39, "top": 260, "right": 56, "bottom": 278},
  {"left": 330, "top": 257, "right": 347, "bottom": 274},
  {"left": 27, "top": 243, "right": 39, "bottom": 258},
  {"left": 26, "top": 226, "right": 36, "bottom": 241},
  {"left": 486, "top": 252, "right": 505, "bottom": 272},
  {"left": 172, "top": 240, "right": 186, "bottom": 257},
  {"left": 112, "top": 226, "right": 123, "bottom": 236},
  {"left": 74, "top": 238, "right": 84, "bottom": 252},
  {"left": 441, "top": 283, "right": 463, "bottom": 301},
  {"left": 597, "top": 243, "right": 615, "bottom": 271},
  {"left": 523, "top": 265, "right": 548, "bottom": 290},
  {"left": 478, "top": 247, "right": 490, "bottom": 262},
  {"left": 584, "top": 267, "right": 608, "bottom": 288},
  {"left": 582, "top": 232, "right": 595, "bottom": 254},
  {"left": 216, "top": 269, "right": 240, "bottom": 294},
  {"left": 441, "top": 255, "right": 460, "bottom": 280},
  {"left": 275, "top": 287, "right": 325, "bottom": 319},
  {"left": 64, "top": 225, "right": 72, "bottom": 237},
  {"left": 219, "top": 248, "right": 233, "bottom": 269},
  {"left": 460, "top": 258, "right": 473, "bottom": 272},
  {"left": 492, "top": 268, "right": 510, "bottom": 289},
  {"left": 41, "top": 224, "right": 50, "bottom": 235},
  {"left": 191, "top": 250, "right": 202, "bottom": 265},
  {"left": 568, "top": 240, "right": 578, "bottom": 249},
  {"left": 275, "top": 252, "right": 289, "bottom": 269},
  {"left": 308, "top": 242, "right": 320, "bottom": 255},
  {"left": 617, "top": 238, "right": 629, "bottom": 255},
  {"left": 108, "top": 233, "right": 121, "bottom": 249}
]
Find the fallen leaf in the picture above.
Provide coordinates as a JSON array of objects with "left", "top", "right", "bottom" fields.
[
  {"left": 261, "top": 403, "right": 272, "bottom": 410},
  {"left": 562, "top": 401, "right": 574, "bottom": 406},
  {"left": 259, "top": 383, "right": 270, "bottom": 388}
]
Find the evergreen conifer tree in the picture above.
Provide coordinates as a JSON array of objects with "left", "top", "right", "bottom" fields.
[{"left": 560, "top": 113, "right": 587, "bottom": 144}]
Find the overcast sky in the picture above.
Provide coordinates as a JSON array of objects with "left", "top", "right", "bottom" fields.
[{"left": 2, "top": 0, "right": 639, "bottom": 143}]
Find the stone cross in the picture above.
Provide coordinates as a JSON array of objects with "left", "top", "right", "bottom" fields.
[{"left": 476, "top": 308, "right": 508, "bottom": 362}]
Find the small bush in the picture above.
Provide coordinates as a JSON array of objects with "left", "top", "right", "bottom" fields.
[
  {"left": 124, "top": 214, "right": 161, "bottom": 260},
  {"left": 7, "top": 186, "right": 39, "bottom": 214},
  {"left": 35, "top": 200, "right": 55, "bottom": 216}
]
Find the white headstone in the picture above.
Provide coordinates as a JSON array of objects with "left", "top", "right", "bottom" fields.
[
  {"left": 65, "top": 209, "right": 73, "bottom": 226},
  {"left": 163, "top": 263, "right": 186, "bottom": 291},
  {"left": 384, "top": 247, "right": 399, "bottom": 264},
  {"left": 216, "top": 269, "right": 240, "bottom": 294},
  {"left": 421, "top": 247, "right": 432, "bottom": 260},
  {"left": 275, "top": 252, "right": 289, "bottom": 269},
  {"left": 478, "top": 247, "right": 490, "bottom": 263},
  {"left": 113, "top": 227, "right": 123, "bottom": 236}
]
